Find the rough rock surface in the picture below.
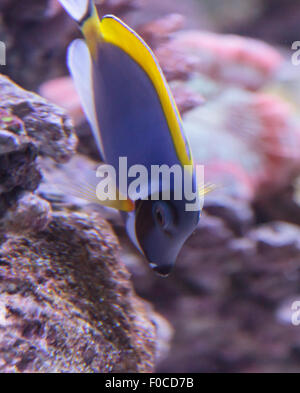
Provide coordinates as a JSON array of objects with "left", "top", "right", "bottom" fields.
[
  {"left": 0, "top": 192, "right": 51, "bottom": 235},
  {"left": 0, "top": 75, "right": 77, "bottom": 162},
  {"left": 0, "top": 211, "right": 160, "bottom": 372},
  {"left": 0, "top": 74, "right": 77, "bottom": 220}
]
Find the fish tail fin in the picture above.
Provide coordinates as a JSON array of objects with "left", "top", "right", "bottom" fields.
[
  {"left": 59, "top": 0, "right": 103, "bottom": 57},
  {"left": 199, "top": 183, "right": 218, "bottom": 197}
]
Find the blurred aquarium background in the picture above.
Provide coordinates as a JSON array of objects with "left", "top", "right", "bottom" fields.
[{"left": 1, "top": 0, "right": 300, "bottom": 373}]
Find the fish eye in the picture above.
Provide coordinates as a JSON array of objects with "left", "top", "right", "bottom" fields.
[
  {"left": 153, "top": 201, "right": 174, "bottom": 231},
  {"left": 155, "top": 205, "right": 165, "bottom": 227}
]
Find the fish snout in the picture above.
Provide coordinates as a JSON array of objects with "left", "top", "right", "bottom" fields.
[{"left": 150, "top": 263, "right": 173, "bottom": 277}]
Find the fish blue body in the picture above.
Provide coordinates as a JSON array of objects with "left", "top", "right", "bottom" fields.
[
  {"left": 93, "top": 41, "right": 180, "bottom": 171},
  {"left": 59, "top": 0, "right": 201, "bottom": 276}
]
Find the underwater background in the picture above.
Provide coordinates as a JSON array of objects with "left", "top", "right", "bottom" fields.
[{"left": 1, "top": 0, "right": 300, "bottom": 372}]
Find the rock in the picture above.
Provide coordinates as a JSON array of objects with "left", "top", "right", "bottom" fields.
[
  {"left": 123, "top": 207, "right": 300, "bottom": 373},
  {"left": 0, "top": 132, "right": 41, "bottom": 219},
  {"left": 0, "top": 193, "right": 52, "bottom": 235},
  {"left": 0, "top": 130, "right": 21, "bottom": 154},
  {"left": 248, "top": 221, "right": 300, "bottom": 257},
  {"left": 0, "top": 75, "right": 77, "bottom": 162},
  {"left": 189, "top": 212, "right": 234, "bottom": 249},
  {"left": 204, "top": 194, "right": 254, "bottom": 235},
  {"left": 0, "top": 211, "right": 164, "bottom": 372},
  {"left": 234, "top": 0, "right": 300, "bottom": 47},
  {"left": 0, "top": 74, "right": 77, "bottom": 220}
]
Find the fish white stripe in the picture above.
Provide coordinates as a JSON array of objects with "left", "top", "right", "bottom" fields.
[
  {"left": 67, "top": 39, "right": 105, "bottom": 159},
  {"left": 59, "top": 0, "right": 90, "bottom": 22}
]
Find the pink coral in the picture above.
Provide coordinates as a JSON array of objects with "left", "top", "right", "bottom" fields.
[{"left": 156, "top": 31, "right": 284, "bottom": 89}]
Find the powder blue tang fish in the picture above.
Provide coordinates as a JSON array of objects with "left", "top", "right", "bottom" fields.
[{"left": 59, "top": 0, "right": 202, "bottom": 276}]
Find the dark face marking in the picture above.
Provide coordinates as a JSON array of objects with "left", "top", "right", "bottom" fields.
[{"left": 135, "top": 194, "right": 200, "bottom": 275}]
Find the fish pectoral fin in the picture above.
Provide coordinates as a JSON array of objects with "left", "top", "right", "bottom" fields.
[
  {"left": 54, "top": 163, "right": 134, "bottom": 212},
  {"left": 95, "top": 176, "right": 135, "bottom": 212},
  {"left": 67, "top": 39, "right": 105, "bottom": 161}
]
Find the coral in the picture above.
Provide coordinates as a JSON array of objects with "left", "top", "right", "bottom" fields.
[
  {"left": 155, "top": 31, "right": 283, "bottom": 89},
  {"left": 137, "top": 13, "right": 185, "bottom": 49},
  {"left": 183, "top": 87, "right": 300, "bottom": 199}
]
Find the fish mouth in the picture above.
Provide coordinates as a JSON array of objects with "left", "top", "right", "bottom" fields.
[{"left": 149, "top": 263, "right": 173, "bottom": 277}]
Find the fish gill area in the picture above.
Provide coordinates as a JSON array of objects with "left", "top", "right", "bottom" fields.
[{"left": 1, "top": 0, "right": 300, "bottom": 373}]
